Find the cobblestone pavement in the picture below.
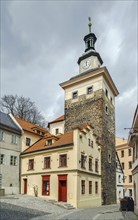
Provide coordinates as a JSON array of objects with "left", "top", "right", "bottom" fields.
[
  {"left": 0, "top": 195, "right": 138, "bottom": 220},
  {"left": 0, "top": 194, "right": 77, "bottom": 220}
]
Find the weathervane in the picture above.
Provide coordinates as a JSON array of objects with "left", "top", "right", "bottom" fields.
[{"left": 88, "top": 17, "right": 92, "bottom": 33}]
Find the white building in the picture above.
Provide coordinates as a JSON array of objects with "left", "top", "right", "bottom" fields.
[
  {"left": 0, "top": 112, "right": 22, "bottom": 195},
  {"left": 116, "top": 152, "right": 124, "bottom": 203}
]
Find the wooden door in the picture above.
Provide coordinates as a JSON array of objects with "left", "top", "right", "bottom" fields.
[
  {"left": 24, "top": 179, "right": 27, "bottom": 194},
  {"left": 59, "top": 180, "right": 67, "bottom": 202}
]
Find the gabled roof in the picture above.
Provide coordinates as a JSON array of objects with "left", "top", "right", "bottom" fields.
[
  {"left": 0, "top": 112, "right": 22, "bottom": 135},
  {"left": 48, "top": 115, "right": 65, "bottom": 127},
  {"left": 22, "top": 131, "right": 73, "bottom": 155},
  {"left": 14, "top": 116, "right": 48, "bottom": 136}
]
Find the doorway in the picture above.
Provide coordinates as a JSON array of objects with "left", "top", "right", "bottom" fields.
[
  {"left": 24, "top": 179, "right": 27, "bottom": 194},
  {"left": 58, "top": 175, "right": 67, "bottom": 202}
]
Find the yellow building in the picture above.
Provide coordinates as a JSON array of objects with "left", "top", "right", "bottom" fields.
[
  {"left": 116, "top": 137, "right": 133, "bottom": 198},
  {"left": 128, "top": 105, "right": 138, "bottom": 215},
  {"left": 21, "top": 124, "right": 101, "bottom": 208},
  {"left": 14, "top": 116, "right": 48, "bottom": 152}
]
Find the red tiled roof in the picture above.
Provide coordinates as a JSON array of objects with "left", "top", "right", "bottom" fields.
[
  {"left": 48, "top": 115, "right": 65, "bottom": 127},
  {"left": 14, "top": 116, "right": 48, "bottom": 135},
  {"left": 22, "top": 131, "right": 73, "bottom": 154}
]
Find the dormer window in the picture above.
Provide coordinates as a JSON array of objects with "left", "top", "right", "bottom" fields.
[
  {"left": 72, "top": 91, "right": 78, "bottom": 99},
  {"left": 47, "top": 139, "right": 52, "bottom": 145}
]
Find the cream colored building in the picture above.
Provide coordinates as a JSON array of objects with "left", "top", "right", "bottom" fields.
[
  {"left": 14, "top": 116, "right": 48, "bottom": 152},
  {"left": 128, "top": 105, "right": 138, "bottom": 215},
  {"left": 48, "top": 115, "right": 65, "bottom": 135},
  {"left": 116, "top": 137, "right": 133, "bottom": 198},
  {"left": 21, "top": 124, "right": 101, "bottom": 208}
]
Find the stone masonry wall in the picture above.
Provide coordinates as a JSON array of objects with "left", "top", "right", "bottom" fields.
[{"left": 65, "top": 89, "right": 116, "bottom": 204}]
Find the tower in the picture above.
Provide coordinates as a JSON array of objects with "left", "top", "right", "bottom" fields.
[{"left": 60, "top": 18, "right": 119, "bottom": 204}]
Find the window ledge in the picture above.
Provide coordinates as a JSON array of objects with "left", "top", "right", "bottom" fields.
[{"left": 58, "top": 166, "right": 68, "bottom": 168}]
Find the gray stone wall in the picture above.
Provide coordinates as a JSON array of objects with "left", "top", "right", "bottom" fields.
[{"left": 65, "top": 89, "right": 116, "bottom": 204}]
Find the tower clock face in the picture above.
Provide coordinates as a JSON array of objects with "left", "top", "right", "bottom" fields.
[{"left": 82, "top": 59, "right": 91, "bottom": 69}]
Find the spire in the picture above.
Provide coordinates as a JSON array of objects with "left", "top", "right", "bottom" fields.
[
  {"left": 88, "top": 17, "right": 92, "bottom": 33},
  {"left": 77, "top": 19, "right": 103, "bottom": 67}
]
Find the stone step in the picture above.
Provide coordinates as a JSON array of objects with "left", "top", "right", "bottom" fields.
[{"left": 56, "top": 202, "right": 75, "bottom": 210}]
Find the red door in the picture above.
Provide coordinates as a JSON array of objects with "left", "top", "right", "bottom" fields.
[
  {"left": 24, "top": 179, "right": 27, "bottom": 194},
  {"left": 58, "top": 175, "right": 67, "bottom": 202}
]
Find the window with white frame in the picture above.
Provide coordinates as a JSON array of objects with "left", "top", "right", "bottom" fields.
[
  {"left": 55, "top": 129, "right": 59, "bottom": 135},
  {"left": 11, "top": 135, "right": 17, "bottom": 144},
  {"left": 0, "top": 154, "right": 4, "bottom": 165},
  {"left": 0, "top": 130, "right": 4, "bottom": 141},
  {"left": 10, "top": 155, "right": 17, "bottom": 166},
  {"left": 26, "top": 137, "right": 31, "bottom": 146}
]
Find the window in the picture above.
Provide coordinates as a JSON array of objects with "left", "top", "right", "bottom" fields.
[
  {"left": 42, "top": 175, "right": 50, "bottom": 195},
  {"left": 87, "top": 86, "right": 93, "bottom": 94},
  {"left": 121, "top": 150, "right": 124, "bottom": 157},
  {"left": 26, "top": 138, "right": 31, "bottom": 146},
  {"left": 47, "top": 139, "right": 52, "bottom": 145},
  {"left": 129, "top": 189, "right": 132, "bottom": 197},
  {"left": 108, "top": 150, "right": 111, "bottom": 163},
  {"left": 88, "top": 139, "right": 93, "bottom": 147},
  {"left": 91, "top": 141, "right": 93, "bottom": 148},
  {"left": 44, "top": 157, "right": 51, "bottom": 169},
  {"left": 121, "top": 162, "right": 124, "bottom": 169},
  {"left": 55, "top": 129, "right": 59, "bottom": 135},
  {"left": 89, "top": 158, "right": 92, "bottom": 171},
  {"left": 129, "top": 175, "right": 132, "bottom": 183},
  {"left": 81, "top": 154, "right": 86, "bottom": 169},
  {"left": 105, "top": 106, "right": 109, "bottom": 114},
  {"left": 95, "top": 160, "right": 99, "bottom": 173},
  {"left": 105, "top": 89, "right": 108, "bottom": 97},
  {"left": 28, "top": 159, "right": 34, "bottom": 170},
  {"left": 95, "top": 181, "right": 98, "bottom": 194},
  {"left": 118, "top": 175, "right": 121, "bottom": 183},
  {"left": 12, "top": 135, "right": 17, "bottom": 144},
  {"left": 89, "top": 181, "right": 92, "bottom": 194},
  {"left": 110, "top": 97, "right": 113, "bottom": 103},
  {"left": 0, "top": 154, "right": 4, "bottom": 165},
  {"left": 59, "top": 154, "right": 67, "bottom": 167},
  {"left": 128, "top": 149, "right": 132, "bottom": 156},
  {"left": 10, "top": 156, "right": 17, "bottom": 166},
  {"left": 129, "top": 161, "right": 132, "bottom": 169},
  {"left": 72, "top": 91, "right": 78, "bottom": 99},
  {"left": 81, "top": 180, "right": 85, "bottom": 194},
  {"left": 0, "top": 130, "right": 4, "bottom": 141}
]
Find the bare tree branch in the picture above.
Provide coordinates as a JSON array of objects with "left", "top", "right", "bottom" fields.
[{"left": 1, "top": 95, "right": 47, "bottom": 127}]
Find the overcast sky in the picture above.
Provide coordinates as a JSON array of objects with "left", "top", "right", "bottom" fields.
[{"left": 1, "top": 0, "right": 138, "bottom": 138}]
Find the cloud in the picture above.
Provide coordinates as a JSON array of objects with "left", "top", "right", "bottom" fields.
[{"left": 1, "top": 1, "right": 137, "bottom": 138}]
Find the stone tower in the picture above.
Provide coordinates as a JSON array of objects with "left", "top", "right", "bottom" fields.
[{"left": 60, "top": 18, "right": 119, "bottom": 204}]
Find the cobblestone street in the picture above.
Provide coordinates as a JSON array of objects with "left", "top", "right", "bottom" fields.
[{"left": 0, "top": 195, "right": 138, "bottom": 220}]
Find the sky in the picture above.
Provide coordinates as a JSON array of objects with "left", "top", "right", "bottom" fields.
[{"left": 1, "top": 0, "right": 138, "bottom": 138}]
